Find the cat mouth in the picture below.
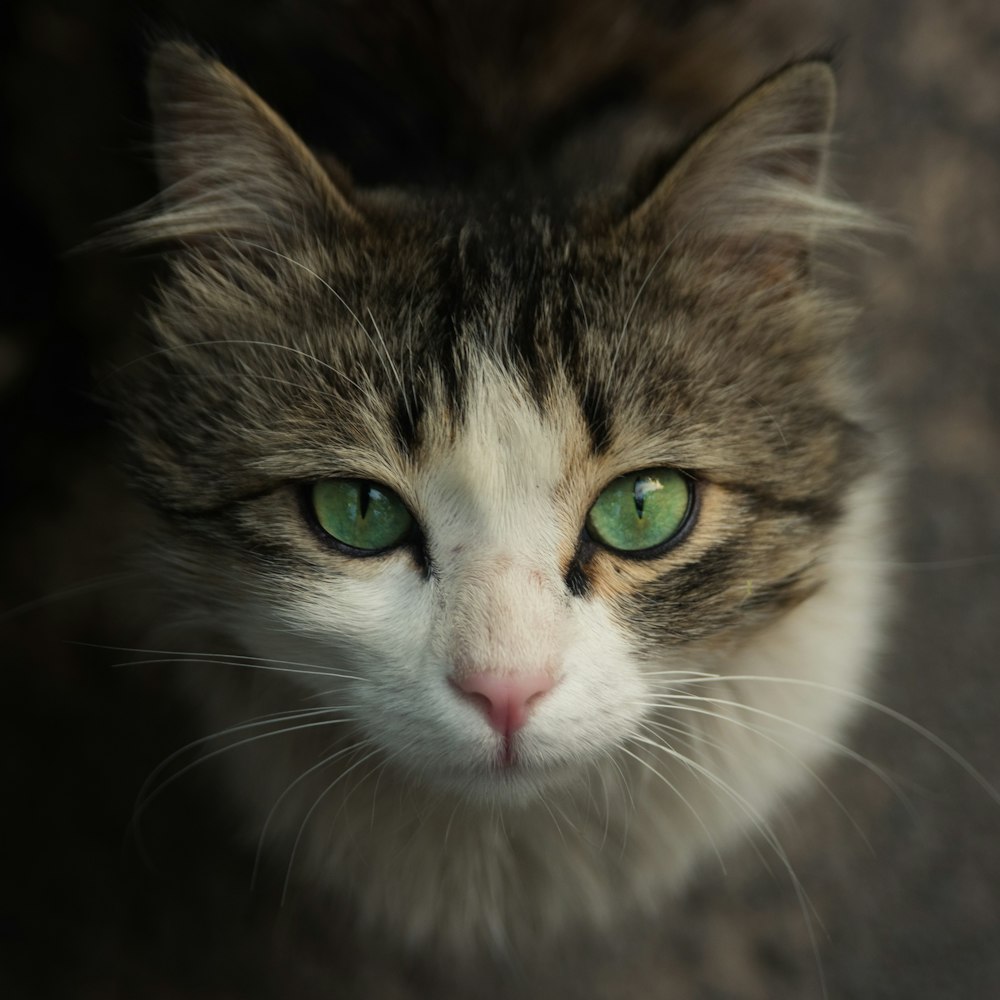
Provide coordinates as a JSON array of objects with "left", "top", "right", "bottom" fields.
[
  {"left": 476, "top": 734, "right": 576, "bottom": 787},
  {"left": 419, "top": 735, "right": 567, "bottom": 796},
  {"left": 495, "top": 736, "right": 517, "bottom": 769}
]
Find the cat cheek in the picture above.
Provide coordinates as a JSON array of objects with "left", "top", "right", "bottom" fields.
[{"left": 262, "top": 564, "right": 642, "bottom": 788}]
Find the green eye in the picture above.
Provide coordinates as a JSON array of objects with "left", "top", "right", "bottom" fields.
[
  {"left": 310, "top": 479, "right": 413, "bottom": 553},
  {"left": 586, "top": 468, "right": 693, "bottom": 554}
]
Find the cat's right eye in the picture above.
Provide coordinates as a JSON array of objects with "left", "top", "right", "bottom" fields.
[
  {"left": 310, "top": 479, "right": 414, "bottom": 554},
  {"left": 585, "top": 468, "right": 694, "bottom": 555}
]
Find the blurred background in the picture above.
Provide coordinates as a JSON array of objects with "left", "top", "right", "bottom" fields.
[{"left": 2, "top": 1, "right": 999, "bottom": 997}]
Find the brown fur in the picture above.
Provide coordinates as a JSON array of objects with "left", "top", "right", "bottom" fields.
[{"left": 110, "top": 11, "right": 888, "bottom": 959}]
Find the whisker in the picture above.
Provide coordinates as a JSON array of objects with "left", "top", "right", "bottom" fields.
[
  {"left": 624, "top": 729, "right": 828, "bottom": 998},
  {"left": 229, "top": 239, "right": 404, "bottom": 396},
  {"left": 635, "top": 717, "right": 781, "bottom": 878},
  {"left": 73, "top": 641, "right": 364, "bottom": 681},
  {"left": 366, "top": 305, "right": 405, "bottom": 398},
  {"left": 642, "top": 692, "right": 910, "bottom": 810},
  {"left": 840, "top": 553, "right": 1000, "bottom": 572},
  {"left": 538, "top": 795, "right": 571, "bottom": 850},
  {"left": 641, "top": 668, "right": 722, "bottom": 681},
  {"left": 614, "top": 742, "right": 727, "bottom": 875},
  {"left": 134, "top": 710, "right": 358, "bottom": 832},
  {"left": 643, "top": 710, "right": 875, "bottom": 855},
  {"left": 589, "top": 765, "right": 613, "bottom": 853},
  {"left": 1, "top": 571, "right": 142, "bottom": 622},
  {"left": 174, "top": 368, "right": 350, "bottom": 406},
  {"left": 252, "top": 739, "right": 364, "bottom": 889},
  {"left": 231, "top": 240, "right": 367, "bottom": 331},
  {"left": 611, "top": 223, "right": 691, "bottom": 374},
  {"left": 281, "top": 744, "right": 385, "bottom": 903},
  {"left": 672, "top": 675, "right": 1000, "bottom": 806},
  {"left": 105, "top": 337, "right": 365, "bottom": 393},
  {"left": 107, "top": 655, "right": 358, "bottom": 682}
]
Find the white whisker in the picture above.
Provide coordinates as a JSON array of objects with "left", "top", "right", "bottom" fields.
[
  {"left": 135, "top": 710, "right": 358, "bottom": 829},
  {"left": 253, "top": 739, "right": 369, "bottom": 888},
  {"left": 642, "top": 692, "right": 910, "bottom": 810},
  {"left": 614, "top": 742, "right": 727, "bottom": 875},
  {"left": 643, "top": 710, "right": 875, "bottom": 855},
  {"left": 76, "top": 641, "right": 365, "bottom": 682},
  {"left": 624, "top": 728, "right": 828, "bottom": 998},
  {"left": 672, "top": 675, "right": 1000, "bottom": 806},
  {"left": 0, "top": 571, "right": 142, "bottom": 622},
  {"left": 281, "top": 744, "right": 385, "bottom": 903}
]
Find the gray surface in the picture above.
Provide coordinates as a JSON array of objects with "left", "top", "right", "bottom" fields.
[{"left": 2, "top": 1, "right": 999, "bottom": 997}]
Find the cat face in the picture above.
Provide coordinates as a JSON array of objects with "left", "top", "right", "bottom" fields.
[
  {"left": 119, "top": 44, "right": 887, "bottom": 948},
  {"left": 245, "top": 367, "right": 652, "bottom": 801},
  {"left": 128, "top": 206, "right": 864, "bottom": 800}
]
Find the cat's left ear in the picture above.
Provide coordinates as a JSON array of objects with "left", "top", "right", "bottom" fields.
[
  {"left": 131, "top": 41, "right": 361, "bottom": 245},
  {"left": 623, "top": 62, "right": 863, "bottom": 262}
]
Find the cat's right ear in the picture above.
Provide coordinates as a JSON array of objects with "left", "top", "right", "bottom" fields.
[
  {"left": 127, "top": 42, "right": 361, "bottom": 245},
  {"left": 619, "top": 62, "right": 869, "bottom": 268}
]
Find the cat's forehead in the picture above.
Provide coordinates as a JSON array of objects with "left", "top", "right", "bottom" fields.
[
  {"left": 300, "top": 215, "right": 731, "bottom": 477},
  {"left": 440, "top": 355, "right": 562, "bottom": 451},
  {"left": 424, "top": 351, "right": 600, "bottom": 466},
  {"left": 352, "top": 205, "right": 671, "bottom": 403},
  {"left": 414, "top": 355, "right": 587, "bottom": 552}
]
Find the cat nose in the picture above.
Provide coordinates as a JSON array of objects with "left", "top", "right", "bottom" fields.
[{"left": 452, "top": 672, "right": 555, "bottom": 736}]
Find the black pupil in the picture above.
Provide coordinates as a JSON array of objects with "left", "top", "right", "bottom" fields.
[
  {"left": 359, "top": 482, "right": 372, "bottom": 519},
  {"left": 634, "top": 479, "right": 645, "bottom": 519}
]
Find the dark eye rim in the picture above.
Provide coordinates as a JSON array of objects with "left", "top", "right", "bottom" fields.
[
  {"left": 298, "top": 479, "right": 423, "bottom": 559},
  {"left": 582, "top": 469, "right": 700, "bottom": 561}
]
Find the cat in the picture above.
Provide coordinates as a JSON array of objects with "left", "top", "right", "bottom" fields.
[{"left": 113, "top": 4, "right": 888, "bottom": 962}]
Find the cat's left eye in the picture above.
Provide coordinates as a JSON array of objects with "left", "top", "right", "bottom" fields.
[
  {"left": 310, "top": 479, "right": 414, "bottom": 553},
  {"left": 585, "top": 468, "right": 694, "bottom": 555}
]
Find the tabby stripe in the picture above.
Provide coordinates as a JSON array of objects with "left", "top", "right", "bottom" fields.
[
  {"left": 577, "top": 378, "right": 613, "bottom": 454},
  {"left": 740, "top": 487, "right": 843, "bottom": 525}
]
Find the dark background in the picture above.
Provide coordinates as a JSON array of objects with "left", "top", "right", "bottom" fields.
[{"left": 2, "top": 1, "right": 999, "bottom": 997}]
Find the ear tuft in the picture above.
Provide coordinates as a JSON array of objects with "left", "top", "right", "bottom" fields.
[
  {"left": 122, "top": 42, "right": 360, "bottom": 246},
  {"left": 626, "top": 61, "right": 870, "bottom": 252}
]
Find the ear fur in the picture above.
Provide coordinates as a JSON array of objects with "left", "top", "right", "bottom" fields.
[
  {"left": 625, "top": 62, "right": 868, "bottom": 253},
  {"left": 125, "top": 41, "right": 361, "bottom": 245}
]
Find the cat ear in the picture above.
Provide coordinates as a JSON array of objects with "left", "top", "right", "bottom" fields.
[
  {"left": 625, "top": 62, "right": 865, "bottom": 259},
  {"left": 133, "top": 41, "right": 361, "bottom": 244}
]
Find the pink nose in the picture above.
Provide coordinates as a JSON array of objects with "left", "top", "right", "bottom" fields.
[{"left": 453, "top": 672, "right": 555, "bottom": 736}]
